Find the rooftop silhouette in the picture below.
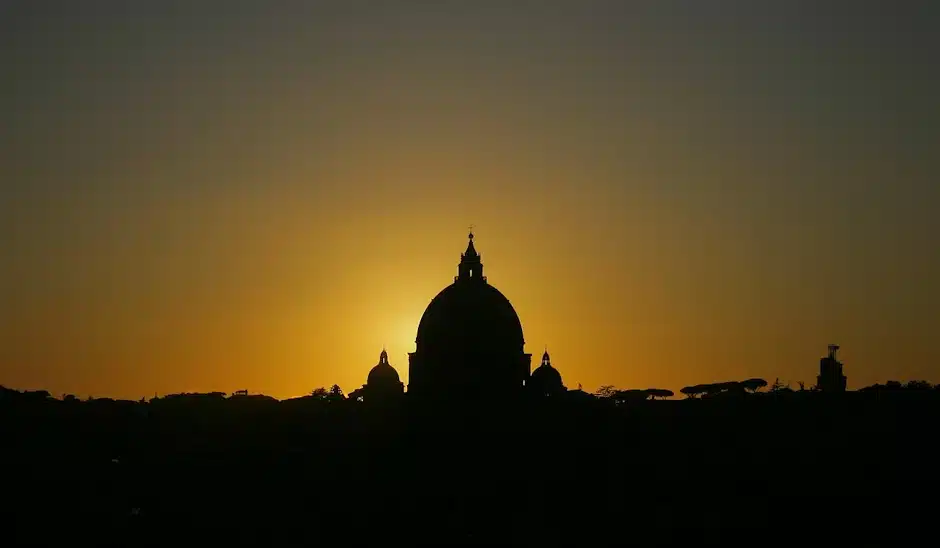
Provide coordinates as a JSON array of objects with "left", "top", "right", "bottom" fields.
[
  {"left": 5, "top": 2, "right": 938, "bottom": 542},
  {"left": 3, "top": 233, "right": 938, "bottom": 544}
]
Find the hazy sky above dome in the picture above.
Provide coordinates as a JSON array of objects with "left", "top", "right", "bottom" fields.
[{"left": 2, "top": 1, "right": 938, "bottom": 399}]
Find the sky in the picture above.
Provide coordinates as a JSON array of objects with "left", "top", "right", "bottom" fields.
[{"left": 2, "top": 1, "right": 938, "bottom": 400}]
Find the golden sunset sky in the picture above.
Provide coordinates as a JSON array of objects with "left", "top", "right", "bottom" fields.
[{"left": 2, "top": 2, "right": 938, "bottom": 400}]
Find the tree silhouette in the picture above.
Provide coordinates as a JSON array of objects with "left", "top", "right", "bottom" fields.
[
  {"left": 613, "top": 389, "right": 649, "bottom": 404},
  {"left": 24, "top": 390, "right": 51, "bottom": 401},
  {"left": 326, "top": 385, "right": 345, "bottom": 402},
  {"left": 646, "top": 388, "right": 674, "bottom": 400},
  {"left": 740, "top": 378, "right": 767, "bottom": 394}
]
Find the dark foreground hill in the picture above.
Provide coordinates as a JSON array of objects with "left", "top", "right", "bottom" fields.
[{"left": 3, "top": 390, "right": 938, "bottom": 545}]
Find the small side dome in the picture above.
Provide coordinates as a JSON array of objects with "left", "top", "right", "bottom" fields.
[
  {"left": 529, "top": 349, "right": 564, "bottom": 395},
  {"left": 368, "top": 349, "right": 401, "bottom": 386},
  {"left": 530, "top": 363, "right": 562, "bottom": 388}
]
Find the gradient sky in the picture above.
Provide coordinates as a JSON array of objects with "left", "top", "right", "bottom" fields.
[{"left": 2, "top": 1, "right": 938, "bottom": 400}]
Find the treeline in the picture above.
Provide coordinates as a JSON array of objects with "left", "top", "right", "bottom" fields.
[
  {"left": 860, "top": 380, "right": 936, "bottom": 391},
  {"left": 679, "top": 378, "right": 770, "bottom": 398},
  {"left": 594, "top": 385, "right": 674, "bottom": 403},
  {"left": 676, "top": 378, "right": 940, "bottom": 398},
  {"left": 593, "top": 377, "right": 940, "bottom": 402},
  {"left": 3, "top": 378, "right": 940, "bottom": 406}
]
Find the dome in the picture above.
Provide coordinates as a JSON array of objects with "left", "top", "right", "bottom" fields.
[
  {"left": 531, "top": 362, "right": 562, "bottom": 386},
  {"left": 529, "top": 350, "right": 564, "bottom": 394},
  {"left": 368, "top": 349, "right": 401, "bottom": 386},
  {"left": 414, "top": 230, "right": 524, "bottom": 352},
  {"left": 407, "top": 232, "right": 532, "bottom": 398},
  {"left": 416, "top": 281, "right": 524, "bottom": 352}
]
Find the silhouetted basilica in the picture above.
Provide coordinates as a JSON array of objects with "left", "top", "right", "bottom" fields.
[{"left": 359, "top": 232, "right": 565, "bottom": 401}]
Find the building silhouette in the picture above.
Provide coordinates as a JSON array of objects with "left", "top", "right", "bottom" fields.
[
  {"left": 349, "top": 349, "right": 404, "bottom": 402},
  {"left": 528, "top": 349, "right": 566, "bottom": 397},
  {"left": 817, "top": 344, "right": 847, "bottom": 392},
  {"left": 353, "top": 232, "right": 576, "bottom": 401},
  {"left": 353, "top": 234, "right": 866, "bottom": 406},
  {"left": 404, "top": 231, "right": 535, "bottom": 400}
]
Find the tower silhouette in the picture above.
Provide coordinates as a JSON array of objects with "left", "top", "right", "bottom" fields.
[{"left": 817, "top": 344, "right": 847, "bottom": 392}]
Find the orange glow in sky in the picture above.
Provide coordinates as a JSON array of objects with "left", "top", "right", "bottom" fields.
[{"left": 2, "top": 3, "right": 938, "bottom": 400}]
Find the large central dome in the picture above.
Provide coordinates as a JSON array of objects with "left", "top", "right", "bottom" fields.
[
  {"left": 408, "top": 232, "right": 532, "bottom": 398},
  {"left": 416, "top": 281, "right": 525, "bottom": 352}
]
